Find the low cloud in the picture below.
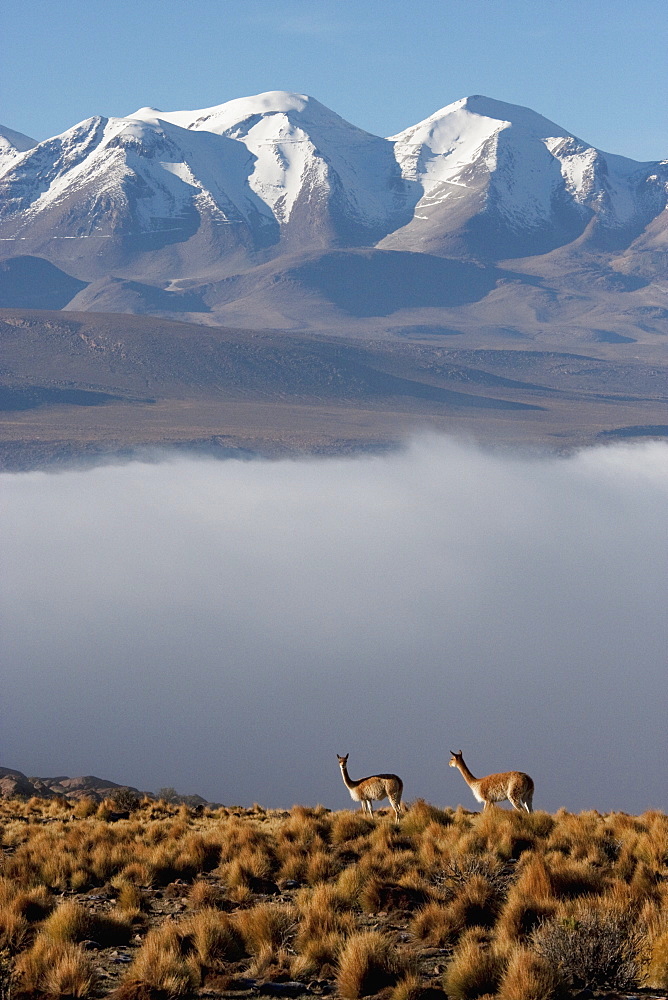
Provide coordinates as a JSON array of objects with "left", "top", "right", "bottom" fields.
[{"left": 1, "top": 436, "right": 666, "bottom": 813}]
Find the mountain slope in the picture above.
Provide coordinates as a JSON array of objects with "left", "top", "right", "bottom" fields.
[
  {"left": 0, "top": 93, "right": 666, "bottom": 342},
  {"left": 382, "top": 95, "right": 667, "bottom": 258},
  {"left": 0, "top": 124, "right": 37, "bottom": 176},
  {"left": 130, "top": 92, "right": 420, "bottom": 246}
]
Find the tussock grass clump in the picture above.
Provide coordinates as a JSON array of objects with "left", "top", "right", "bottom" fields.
[
  {"left": 118, "top": 861, "right": 154, "bottom": 887},
  {"left": 468, "top": 809, "right": 536, "bottom": 861},
  {"left": 182, "top": 908, "right": 246, "bottom": 965},
  {"left": 125, "top": 924, "right": 201, "bottom": 996},
  {"left": 336, "top": 930, "right": 415, "bottom": 1000},
  {"left": 360, "top": 875, "right": 430, "bottom": 914},
  {"left": 295, "top": 883, "right": 355, "bottom": 940},
  {"left": 248, "top": 943, "right": 294, "bottom": 981},
  {"left": 41, "top": 899, "right": 134, "bottom": 946},
  {"left": 305, "top": 848, "right": 340, "bottom": 884},
  {"left": 6, "top": 884, "right": 54, "bottom": 923},
  {"left": 330, "top": 811, "right": 374, "bottom": 845},
  {"left": 188, "top": 879, "right": 227, "bottom": 910},
  {"left": 400, "top": 799, "right": 453, "bottom": 836},
  {"left": 73, "top": 797, "right": 98, "bottom": 819},
  {"left": 496, "top": 893, "right": 557, "bottom": 947},
  {"left": 14, "top": 936, "right": 97, "bottom": 996},
  {"left": 233, "top": 901, "right": 296, "bottom": 955},
  {"left": 646, "top": 927, "right": 668, "bottom": 989},
  {"left": 442, "top": 928, "right": 505, "bottom": 1000},
  {"left": 390, "top": 971, "right": 436, "bottom": 1000},
  {"left": 446, "top": 875, "right": 500, "bottom": 931},
  {"left": 291, "top": 931, "right": 348, "bottom": 979},
  {"left": 547, "top": 856, "right": 607, "bottom": 899},
  {"left": 335, "top": 863, "right": 367, "bottom": 907},
  {"left": 0, "top": 908, "right": 29, "bottom": 952},
  {"left": 496, "top": 944, "right": 561, "bottom": 1000},
  {"left": 41, "top": 900, "right": 90, "bottom": 942},
  {"left": 411, "top": 901, "right": 464, "bottom": 948},
  {"left": 115, "top": 880, "right": 149, "bottom": 912}
]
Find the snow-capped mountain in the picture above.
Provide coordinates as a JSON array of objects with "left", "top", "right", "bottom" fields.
[
  {"left": 129, "top": 92, "right": 418, "bottom": 243},
  {"left": 0, "top": 92, "right": 666, "bottom": 338},
  {"left": 383, "top": 95, "right": 668, "bottom": 257},
  {"left": 0, "top": 92, "right": 419, "bottom": 277},
  {"left": 0, "top": 124, "right": 37, "bottom": 176}
]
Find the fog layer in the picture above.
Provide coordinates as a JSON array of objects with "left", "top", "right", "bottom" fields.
[{"left": 2, "top": 437, "right": 667, "bottom": 813}]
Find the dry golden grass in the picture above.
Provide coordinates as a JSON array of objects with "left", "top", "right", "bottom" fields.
[
  {"left": 1, "top": 795, "right": 667, "bottom": 998},
  {"left": 336, "top": 930, "right": 415, "bottom": 1000},
  {"left": 410, "top": 901, "right": 463, "bottom": 948},
  {"left": 442, "top": 928, "right": 505, "bottom": 1000},
  {"left": 0, "top": 907, "right": 29, "bottom": 952},
  {"left": 182, "top": 907, "right": 246, "bottom": 965},
  {"left": 187, "top": 878, "right": 226, "bottom": 910},
  {"left": 646, "top": 927, "right": 668, "bottom": 989},
  {"left": 233, "top": 901, "right": 296, "bottom": 955},
  {"left": 14, "top": 936, "right": 97, "bottom": 996},
  {"left": 496, "top": 944, "right": 560, "bottom": 1000},
  {"left": 125, "top": 924, "right": 201, "bottom": 996},
  {"left": 390, "top": 971, "right": 428, "bottom": 1000}
]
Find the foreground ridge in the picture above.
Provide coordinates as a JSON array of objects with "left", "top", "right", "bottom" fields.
[{"left": 1, "top": 794, "right": 667, "bottom": 1000}]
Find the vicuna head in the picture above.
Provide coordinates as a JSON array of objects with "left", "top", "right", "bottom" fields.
[{"left": 449, "top": 750, "right": 463, "bottom": 768}]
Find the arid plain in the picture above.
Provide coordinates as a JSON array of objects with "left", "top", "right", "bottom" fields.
[{"left": 1, "top": 308, "right": 667, "bottom": 470}]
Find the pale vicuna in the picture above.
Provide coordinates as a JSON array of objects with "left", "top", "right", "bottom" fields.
[
  {"left": 337, "top": 753, "right": 403, "bottom": 821},
  {"left": 449, "top": 749, "right": 534, "bottom": 813}
]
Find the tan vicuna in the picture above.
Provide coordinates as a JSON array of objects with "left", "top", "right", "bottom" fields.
[
  {"left": 449, "top": 750, "right": 534, "bottom": 813},
  {"left": 337, "top": 754, "right": 404, "bottom": 821}
]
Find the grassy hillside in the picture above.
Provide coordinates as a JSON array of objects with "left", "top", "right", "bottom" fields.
[{"left": 1, "top": 796, "right": 667, "bottom": 999}]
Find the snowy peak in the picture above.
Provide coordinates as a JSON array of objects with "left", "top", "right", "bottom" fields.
[
  {"left": 391, "top": 95, "right": 571, "bottom": 143},
  {"left": 129, "top": 91, "right": 415, "bottom": 232},
  {"left": 0, "top": 112, "right": 278, "bottom": 257},
  {"left": 129, "top": 91, "right": 363, "bottom": 136},
  {"left": 448, "top": 95, "right": 572, "bottom": 137},
  {"left": 0, "top": 124, "right": 37, "bottom": 153},
  {"left": 385, "top": 94, "right": 667, "bottom": 251},
  {"left": 0, "top": 92, "right": 666, "bottom": 282},
  {"left": 0, "top": 124, "right": 38, "bottom": 176},
  {"left": 389, "top": 94, "right": 572, "bottom": 192}
]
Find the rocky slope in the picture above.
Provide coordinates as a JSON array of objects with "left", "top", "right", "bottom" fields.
[{"left": 0, "top": 766, "right": 143, "bottom": 802}]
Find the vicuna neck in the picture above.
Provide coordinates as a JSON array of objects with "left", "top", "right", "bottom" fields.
[
  {"left": 456, "top": 759, "right": 478, "bottom": 786},
  {"left": 340, "top": 763, "right": 359, "bottom": 790}
]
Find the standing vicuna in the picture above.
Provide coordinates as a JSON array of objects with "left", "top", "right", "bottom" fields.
[
  {"left": 449, "top": 750, "right": 534, "bottom": 813},
  {"left": 337, "top": 753, "right": 404, "bottom": 821}
]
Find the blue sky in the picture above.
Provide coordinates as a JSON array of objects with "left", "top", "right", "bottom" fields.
[{"left": 3, "top": 0, "right": 667, "bottom": 160}]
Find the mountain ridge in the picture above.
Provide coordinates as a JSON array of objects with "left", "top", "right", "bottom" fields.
[{"left": 0, "top": 91, "right": 667, "bottom": 343}]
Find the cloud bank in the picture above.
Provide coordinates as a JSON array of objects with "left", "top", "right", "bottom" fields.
[{"left": 2, "top": 436, "right": 666, "bottom": 813}]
